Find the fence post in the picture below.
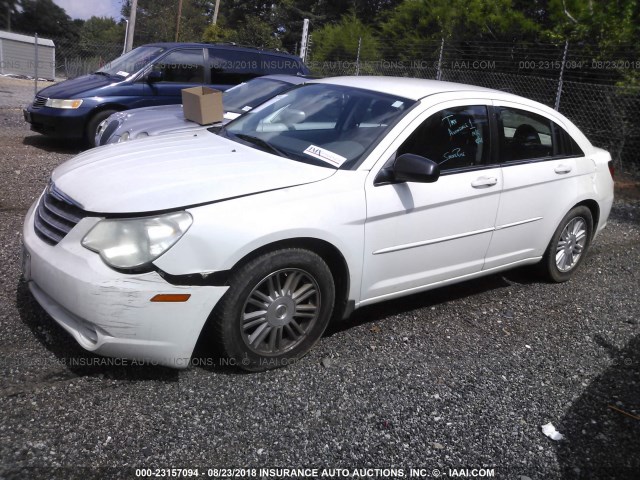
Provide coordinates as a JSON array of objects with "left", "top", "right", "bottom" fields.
[
  {"left": 355, "top": 36, "right": 362, "bottom": 76},
  {"left": 555, "top": 40, "right": 569, "bottom": 111},
  {"left": 34, "top": 33, "right": 38, "bottom": 95},
  {"left": 436, "top": 37, "right": 444, "bottom": 81}
]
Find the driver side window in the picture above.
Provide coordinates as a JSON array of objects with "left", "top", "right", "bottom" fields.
[
  {"left": 398, "top": 105, "right": 490, "bottom": 172},
  {"left": 152, "top": 49, "right": 205, "bottom": 83}
]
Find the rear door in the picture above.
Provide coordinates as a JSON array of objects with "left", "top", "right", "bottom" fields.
[{"left": 483, "top": 102, "right": 589, "bottom": 269}]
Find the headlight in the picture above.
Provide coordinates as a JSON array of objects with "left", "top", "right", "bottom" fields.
[
  {"left": 118, "top": 131, "right": 130, "bottom": 142},
  {"left": 81, "top": 212, "right": 192, "bottom": 270},
  {"left": 45, "top": 98, "right": 83, "bottom": 109}
]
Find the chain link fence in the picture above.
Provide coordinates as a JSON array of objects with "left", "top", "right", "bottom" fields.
[
  {"left": 308, "top": 40, "right": 640, "bottom": 175},
  {"left": 53, "top": 39, "right": 124, "bottom": 79},
  {"left": 5, "top": 34, "right": 637, "bottom": 174}
]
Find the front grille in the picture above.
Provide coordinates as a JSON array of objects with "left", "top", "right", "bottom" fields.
[
  {"left": 99, "top": 119, "right": 120, "bottom": 146},
  {"left": 34, "top": 184, "right": 87, "bottom": 246},
  {"left": 32, "top": 95, "right": 47, "bottom": 109}
]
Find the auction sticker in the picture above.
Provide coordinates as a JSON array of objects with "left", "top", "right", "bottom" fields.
[{"left": 303, "top": 145, "right": 347, "bottom": 167}]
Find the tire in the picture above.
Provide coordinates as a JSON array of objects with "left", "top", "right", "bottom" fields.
[
  {"left": 85, "top": 109, "right": 118, "bottom": 148},
  {"left": 212, "top": 249, "right": 335, "bottom": 371},
  {"left": 541, "top": 206, "right": 593, "bottom": 283}
]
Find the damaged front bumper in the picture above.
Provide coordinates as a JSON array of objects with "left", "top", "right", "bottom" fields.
[{"left": 22, "top": 202, "right": 227, "bottom": 369}]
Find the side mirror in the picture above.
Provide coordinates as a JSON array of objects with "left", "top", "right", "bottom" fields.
[
  {"left": 375, "top": 153, "right": 440, "bottom": 185},
  {"left": 147, "top": 70, "right": 163, "bottom": 83}
]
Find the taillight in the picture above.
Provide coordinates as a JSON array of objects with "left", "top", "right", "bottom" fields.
[{"left": 608, "top": 160, "right": 615, "bottom": 179}]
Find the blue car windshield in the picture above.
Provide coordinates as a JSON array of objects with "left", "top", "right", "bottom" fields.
[
  {"left": 223, "top": 83, "right": 414, "bottom": 169},
  {"left": 97, "top": 46, "right": 166, "bottom": 78}
]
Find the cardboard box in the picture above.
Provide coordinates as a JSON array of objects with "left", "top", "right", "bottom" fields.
[{"left": 182, "top": 86, "right": 223, "bottom": 125}]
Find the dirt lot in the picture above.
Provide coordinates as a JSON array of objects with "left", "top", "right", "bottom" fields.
[{"left": 0, "top": 77, "right": 638, "bottom": 479}]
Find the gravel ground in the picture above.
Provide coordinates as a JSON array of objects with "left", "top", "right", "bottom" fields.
[{"left": 0, "top": 77, "right": 638, "bottom": 480}]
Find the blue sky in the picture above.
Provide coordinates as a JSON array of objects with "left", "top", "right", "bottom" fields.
[{"left": 52, "top": 0, "right": 123, "bottom": 20}]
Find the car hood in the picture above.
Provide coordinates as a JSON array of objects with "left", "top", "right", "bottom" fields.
[
  {"left": 37, "top": 73, "right": 117, "bottom": 98},
  {"left": 52, "top": 132, "right": 336, "bottom": 214},
  {"left": 109, "top": 105, "right": 237, "bottom": 140}
]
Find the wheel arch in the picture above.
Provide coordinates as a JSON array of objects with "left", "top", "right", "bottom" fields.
[
  {"left": 224, "top": 237, "right": 352, "bottom": 322},
  {"left": 573, "top": 199, "right": 600, "bottom": 240},
  {"left": 85, "top": 104, "right": 128, "bottom": 132}
]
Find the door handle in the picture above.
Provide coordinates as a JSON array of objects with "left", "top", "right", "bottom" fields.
[
  {"left": 554, "top": 164, "right": 572, "bottom": 174},
  {"left": 471, "top": 176, "right": 498, "bottom": 188}
]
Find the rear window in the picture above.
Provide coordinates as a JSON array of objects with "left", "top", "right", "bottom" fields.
[
  {"left": 497, "top": 107, "right": 554, "bottom": 161},
  {"left": 208, "top": 49, "right": 260, "bottom": 84}
]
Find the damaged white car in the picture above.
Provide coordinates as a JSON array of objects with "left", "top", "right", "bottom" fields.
[{"left": 22, "top": 76, "right": 614, "bottom": 370}]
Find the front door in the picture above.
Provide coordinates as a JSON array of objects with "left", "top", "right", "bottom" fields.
[
  {"left": 146, "top": 48, "right": 206, "bottom": 105},
  {"left": 361, "top": 103, "right": 502, "bottom": 304}
]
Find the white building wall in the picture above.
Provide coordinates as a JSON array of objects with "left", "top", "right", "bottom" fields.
[{"left": 0, "top": 31, "right": 55, "bottom": 80}]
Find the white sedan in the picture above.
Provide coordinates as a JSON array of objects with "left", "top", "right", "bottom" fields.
[{"left": 22, "top": 76, "right": 614, "bottom": 371}]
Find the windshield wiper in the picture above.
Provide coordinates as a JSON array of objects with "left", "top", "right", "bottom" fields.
[
  {"left": 93, "top": 71, "right": 111, "bottom": 76},
  {"left": 234, "top": 133, "right": 290, "bottom": 159}
]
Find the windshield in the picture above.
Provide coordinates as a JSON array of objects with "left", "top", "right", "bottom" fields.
[
  {"left": 223, "top": 84, "right": 414, "bottom": 169},
  {"left": 97, "top": 46, "right": 166, "bottom": 78},
  {"left": 223, "top": 78, "right": 297, "bottom": 114}
]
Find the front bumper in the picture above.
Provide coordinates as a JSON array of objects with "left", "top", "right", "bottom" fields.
[
  {"left": 24, "top": 105, "right": 89, "bottom": 139},
  {"left": 22, "top": 202, "right": 228, "bottom": 368}
]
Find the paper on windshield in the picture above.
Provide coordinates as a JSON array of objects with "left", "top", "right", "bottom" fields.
[
  {"left": 303, "top": 145, "right": 347, "bottom": 167},
  {"left": 116, "top": 71, "right": 130, "bottom": 77}
]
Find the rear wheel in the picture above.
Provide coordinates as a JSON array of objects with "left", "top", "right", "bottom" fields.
[
  {"left": 85, "top": 109, "right": 118, "bottom": 148},
  {"left": 212, "top": 249, "right": 335, "bottom": 371},
  {"left": 541, "top": 206, "right": 593, "bottom": 282}
]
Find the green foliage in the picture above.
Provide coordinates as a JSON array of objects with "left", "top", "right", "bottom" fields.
[
  {"left": 121, "top": 0, "right": 214, "bottom": 44},
  {"left": 379, "top": 0, "right": 540, "bottom": 58},
  {"left": 546, "top": 0, "right": 639, "bottom": 46},
  {"left": 79, "top": 17, "right": 125, "bottom": 50},
  {"left": 230, "top": 15, "right": 283, "bottom": 49},
  {"left": 309, "top": 12, "right": 379, "bottom": 61},
  {"left": 202, "top": 23, "right": 234, "bottom": 43},
  {"left": 203, "top": 16, "right": 282, "bottom": 49}
]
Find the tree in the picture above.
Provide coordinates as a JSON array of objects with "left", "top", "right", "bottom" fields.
[
  {"left": 122, "top": 0, "right": 215, "bottom": 44},
  {"left": 272, "top": 0, "right": 402, "bottom": 51},
  {"left": 545, "top": 0, "right": 640, "bottom": 83},
  {"left": 11, "top": 0, "right": 81, "bottom": 41},
  {"left": 78, "top": 16, "right": 126, "bottom": 57},
  {"left": 202, "top": 23, "right": 234, "bottom": 43},
  {"left": 379, "top": 0, "right": 539, "bottom": 59},
  {"left": 309, "top": 12, "right": 379, "bottom": 62},
  {"left": 0, "top": 0, "right": 20, "bottom": 31},
  {"left": 233, "top": 15, "right": 283, "bottom": 49}
]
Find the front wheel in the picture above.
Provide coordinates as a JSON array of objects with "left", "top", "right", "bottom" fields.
[
  {"left": 541, "top": 206, "right": 593, "bottom": 283},
  {"left": 212, "top": 249, "right": 335, "bottom": 371}
]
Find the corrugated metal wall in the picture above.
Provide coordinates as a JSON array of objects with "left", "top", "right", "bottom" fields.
[{"left": 0, "top": 31, "right": 55, "bottom": 80}]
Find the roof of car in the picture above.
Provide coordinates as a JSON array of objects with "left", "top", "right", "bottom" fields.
[
  {"left": 143, "top": 42, "right": 302, "bottom": 59},
  {"left": 312, "top": 76, "right": 505, "bottom": 101}
]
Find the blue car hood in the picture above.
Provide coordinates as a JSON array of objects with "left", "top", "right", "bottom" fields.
[{"left": 37, "top": 74, "right": 119, "bottom": 98}]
